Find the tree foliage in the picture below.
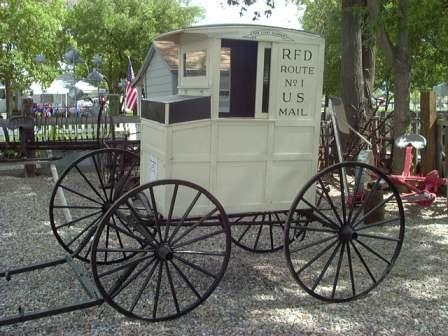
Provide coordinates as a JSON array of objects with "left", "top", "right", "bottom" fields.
[
  {"left": 0, "top": 0, "right": 67, "bottom": 114},
  {"left": 0, "top": 0, "right": 202, "bottom": 115},
  {"left": 65, "top": 0, "right": 203, "bottom": 94},
  {"left": 301, "top": 0, "right": 341, "bottom": 96}
]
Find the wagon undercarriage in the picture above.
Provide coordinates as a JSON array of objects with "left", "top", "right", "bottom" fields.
[{"left": 1, "top": 149, "right": 405, "bottom": 326}]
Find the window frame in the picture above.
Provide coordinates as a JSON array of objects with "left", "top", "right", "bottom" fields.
[
  {"left": 179, "top": 40, "right": 209, "bottom": 89},
  {"left": 255, "top": 42, "right": 272, "bottom": 119}
]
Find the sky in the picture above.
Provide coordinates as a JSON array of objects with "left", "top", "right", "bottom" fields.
[{"left": 190, "top": 0, "right": 304, "bottom": 30}]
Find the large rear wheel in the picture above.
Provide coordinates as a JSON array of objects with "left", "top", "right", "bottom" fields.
[
  {"left": 49, "top": 148, "right": 139, "bottom": 262},
  {"left": 91, "top": 179, "right": 231, "bottom": 321},
  {"left": 284, "top": 161, "right": 405, "bottom": 302}
]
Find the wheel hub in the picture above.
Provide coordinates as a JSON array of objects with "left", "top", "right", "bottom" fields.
[
  {"left": 340, "top": 225, "right": 358, "bottom": 242},
  {"left": 102, "top": 201, "right": 112, "bottom": 212},
  {"left": 157, "top": 245, "right": 173, "bottom": 261}
]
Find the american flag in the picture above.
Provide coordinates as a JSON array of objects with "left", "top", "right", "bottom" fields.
[{"left": 125, "top": 57, "right": 137, "bottom": 111}]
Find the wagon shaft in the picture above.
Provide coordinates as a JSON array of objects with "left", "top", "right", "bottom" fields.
[{"left": 0, "top": 257, "right": 103, "bottom": 326}]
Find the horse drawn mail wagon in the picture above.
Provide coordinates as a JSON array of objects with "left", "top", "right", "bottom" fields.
[{"left": 1, "top": 25, "right": 405, "bottom": 325}]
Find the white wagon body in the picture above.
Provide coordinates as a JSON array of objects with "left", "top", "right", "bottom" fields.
[{"left": 139, "top": 24, "right": 325, "bottom": 216}]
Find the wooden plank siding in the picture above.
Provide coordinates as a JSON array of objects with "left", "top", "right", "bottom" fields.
[{"left": 144, "top": 50, "right": 177, "bottom": 98}]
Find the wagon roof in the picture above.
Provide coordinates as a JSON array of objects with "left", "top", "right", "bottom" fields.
[
  {"left": 154, "top": 24, "right": 322, "bottom": 43},
  {"left": 133, "top": 24, "right": 323, "bottom": 87}
]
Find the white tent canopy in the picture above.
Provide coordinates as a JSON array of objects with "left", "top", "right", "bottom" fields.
[
  {"left": 31, "top": 73, "right": 101, "bottom": 106},
  {"left": 32, "top": 73, "right": 100, "bottom": 97}
]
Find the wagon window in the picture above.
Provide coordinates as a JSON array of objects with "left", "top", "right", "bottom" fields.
[
  {"left": 183, "top": 50, "right": 207, "bottom": 77},
  {"left": 219, "top": 39, "right": 258, "bottom": 118},
  {"left": 219, "top": 48, "right": 231, "bottom": 113},
  {"left": 262, "top": 48, "right": 271, "bottom": 113}
]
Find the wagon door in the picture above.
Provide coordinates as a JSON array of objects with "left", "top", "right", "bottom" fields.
[{"left": 219, "top": 39, "right": 258, "bottom": 118}]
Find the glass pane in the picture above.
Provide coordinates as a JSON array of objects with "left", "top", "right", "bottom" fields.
[
  {"left": 262, "top": 48, "right": 271, "bottom": 113},
  {"left": 219, "top": 48, "right": 231, "bottom": 113},
  {"left": 183, "top": 50, "right": 207, "bottom": 77}
]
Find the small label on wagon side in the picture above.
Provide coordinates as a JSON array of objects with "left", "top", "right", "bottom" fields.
[{"left": 149, "top": 154, "right": 158, "bottom": 182}]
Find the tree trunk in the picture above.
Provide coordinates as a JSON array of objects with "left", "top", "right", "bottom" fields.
[
  {"left": 363, "top": 46, "right": 375, "bottom": 98},
  {"left": 341, "top": 0, "right": 365, "bottom": 154},
  {"left": 362, "top": 40, "right": 376, "bottom": 117},
  {"left": 4, "top": 77, "right": 15, "bottom": 117},
  {"left": 362, "top": 0, "right": 376, "bottom": 108},
  {"left": 391, "top": 48, "right": 410, "bottom": 174},
  {"left": 368, "top": 0, "right": 410, "bottom": 173}
]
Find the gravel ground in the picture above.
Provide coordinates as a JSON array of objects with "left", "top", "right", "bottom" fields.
[{"left": 0, "top": 172, "right": 447, "bottom": 335}]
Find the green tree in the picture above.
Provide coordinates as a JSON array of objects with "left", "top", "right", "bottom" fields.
[
  {"left": 301, "top": 0, "right": 341, "bottom": 96},
  {"left": 368, "top": 0, "right": 448, "bottom": 172},
  {"left": 0, "top": 0, "right": 67, "bottom": 116},
  {"left": 65, "top": 0, "right": 203, "bottom": 104}
]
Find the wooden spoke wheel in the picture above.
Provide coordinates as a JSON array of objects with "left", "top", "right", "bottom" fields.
[
  {"left": 91, "top": 179, "right": 231, "bottom": 321},
  {"left": 230, "top": 210, "right": 306, "bottom": 253},
  {"left": 49, "top": 148, "right": 140, "bottom": 263},
  {"left": 284, "top": 162, "right": 405, "bottom": 302}
]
